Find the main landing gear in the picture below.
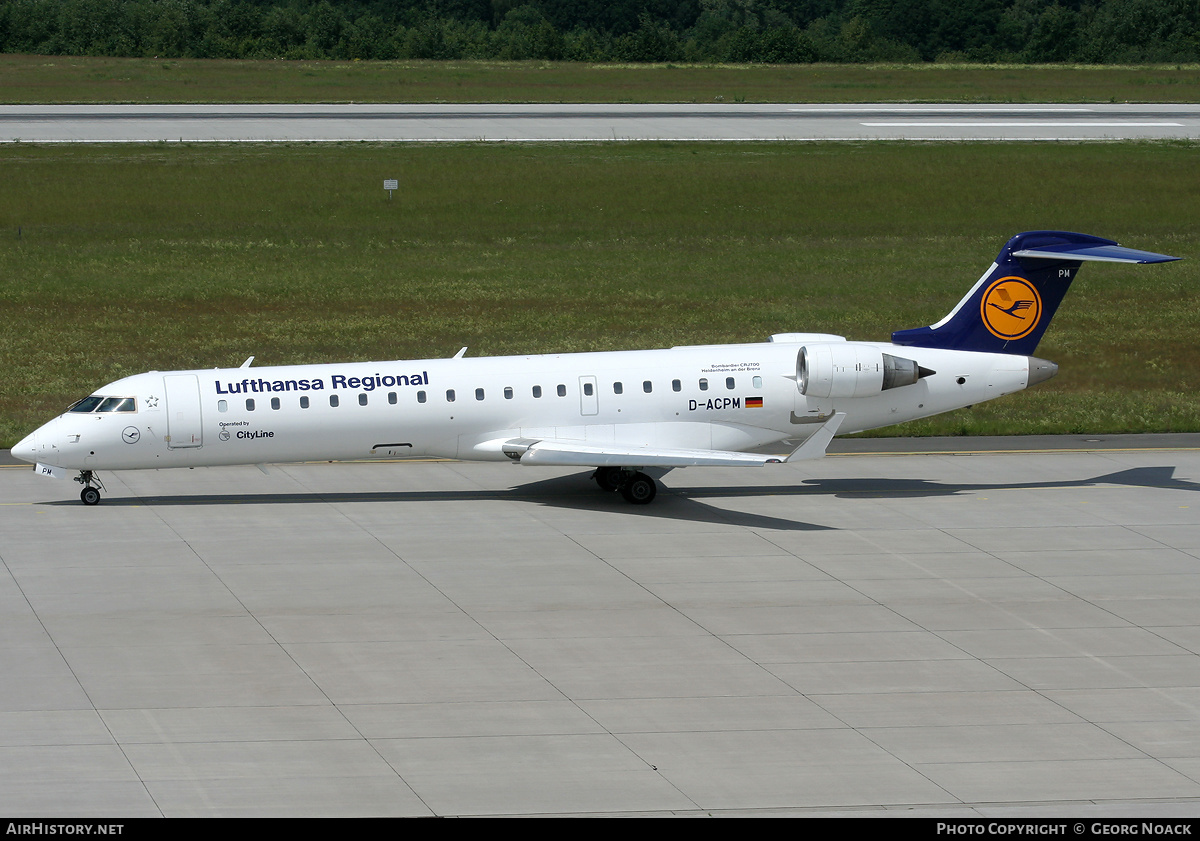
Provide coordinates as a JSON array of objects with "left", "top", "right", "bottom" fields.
[
  {"left": 592, "top": 467, "right": 658, "bottom": 505},
  {"left": 74, "top": 470, "right": 104, "bottom": 506}
]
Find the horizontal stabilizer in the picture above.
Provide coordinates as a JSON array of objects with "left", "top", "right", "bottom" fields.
[{"left": 1012, "top": 243, "right": 1179, "bottom": 264}]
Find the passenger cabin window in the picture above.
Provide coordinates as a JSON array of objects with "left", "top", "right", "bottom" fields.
[
  {"left": 753, "top": 376, "right": 762, "bottom": 388},
  {"left": 504, "top": 387, "right": 513, "bottom": 399},
  {"left": 359, "top": 394, "right": 368, "bottom": 406},
  {"left": 672, "top": 379, "right": 681, "bottom": 392},
  {"left": 613, "top": 382, "right": 623, "bottom": 395},
  {"left": 218, "top": 400, "right": 228, "bottom": 413},
  {"left": 476, "top": 388, "right": 485, "bottom": 401},
  {"left": 271, "top": 397, "right": 280, "bottom": 410},
  {"left": 699, "top": 378, "right": 709, "bottom": 391},
  {"left": 583, "top": 382, "right": 594, "bottom": 396},
  {"left": 557, "top": 384, "right": 566, "bottom": 397},
  {"left": 446, "top": 389, "right": 456, "bottom": 402},
  {"left": 330, "top": 395, "right": 339, "bottom": 408},
  {"left": 417, "top": 391, "right": 427, "bottom": 403},
  {"left": 300, "top": 396, "right": 310, "bottom": 409},
  {"left": 643, "top": 381, "right": 652, "bottom": 393},
  {"left": 388, "top": 392, "right": 397, "bottom": 405},
  {"left": 246, "top": 399, "right": 255, "bottom": 411},
  {"left": 533, "top": 386, "right": 542, "bottom": 398},
  {"left": 726, "top": 377, "right": 735, "bottom": 390}
]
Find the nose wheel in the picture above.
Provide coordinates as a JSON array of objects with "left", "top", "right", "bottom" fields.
[{"left": 74, "top": 471, "right": 104, "bottom": 506}]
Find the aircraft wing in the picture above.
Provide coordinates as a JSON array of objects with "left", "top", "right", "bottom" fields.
[{"left": 505, "top": 413, "right": 845, "bottom": 468}]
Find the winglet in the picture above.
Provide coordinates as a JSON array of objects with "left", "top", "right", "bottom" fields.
[{"left": 785, "top": 412, "right": 845, "bottom": 462}]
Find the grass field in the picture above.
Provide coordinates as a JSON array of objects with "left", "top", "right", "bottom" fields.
[
  {"left": 4, "top": 54, "right": 1200, "bottom": 103},
  {"left": 1, "top": 140, "right": 1196, "bottom": 446}
]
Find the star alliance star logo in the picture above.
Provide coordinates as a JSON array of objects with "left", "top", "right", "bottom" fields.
[{"left": 145, "top": 395, "right": 159, "bottom": 408}]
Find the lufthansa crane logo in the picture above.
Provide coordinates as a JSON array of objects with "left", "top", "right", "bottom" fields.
[{"left": 981, "top": 277, "right": 1042, "bottom": 340}]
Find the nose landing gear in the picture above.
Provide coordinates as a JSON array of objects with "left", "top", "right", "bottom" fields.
[{"left": 74, "top": 470, "right": 105, "bottom": 506}]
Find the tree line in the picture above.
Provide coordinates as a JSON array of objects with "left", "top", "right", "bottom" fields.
[{"left": 1, "top": 0, "right": 1198, "bottom": 64}]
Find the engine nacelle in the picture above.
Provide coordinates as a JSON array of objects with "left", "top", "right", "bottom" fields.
[{"left": 798, "top": 344, "right": 925, "bottom": 399}]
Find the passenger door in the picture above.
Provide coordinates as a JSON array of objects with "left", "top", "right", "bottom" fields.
[{"left": 164, "top": 374, "right": 203, "bottom": 448}]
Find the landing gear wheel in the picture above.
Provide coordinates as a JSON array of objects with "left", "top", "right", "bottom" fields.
[
  {"left": 620, "top": 472, "right": 657, "bottom": 505},
  {"left": 593, "top": 467, "right": 623, "bottom": 492},
  {"left": 74, "top": 470, "right": 104, "bottom": 506}
]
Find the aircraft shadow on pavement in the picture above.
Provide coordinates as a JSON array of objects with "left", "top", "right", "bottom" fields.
[
  {"left": 41, "top": 465, "right": 1196, "bottom": 531},
  {"left": 761, "top": 465, "right": 1200, "bottom": 499},
  {"left": 45, "top": 473, "right": 829, "bottom": 531}
]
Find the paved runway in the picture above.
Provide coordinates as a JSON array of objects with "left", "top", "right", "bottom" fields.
[
  {"left": 3, "top": 103, "right": 1200, "bottom": 142},
  {"left": 3, "top": 438, "right": 1200, "bottom": 816}
]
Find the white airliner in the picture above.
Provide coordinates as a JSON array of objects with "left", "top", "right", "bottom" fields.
[{"left": 12, "top": 231, "right": 1179, "bottom": 506}]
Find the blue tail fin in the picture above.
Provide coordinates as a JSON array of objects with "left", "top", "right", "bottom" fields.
[{"left": 891, "top": 231, "right": 1179, "bottom": 355}]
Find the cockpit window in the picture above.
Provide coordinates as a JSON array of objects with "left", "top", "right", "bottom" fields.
[
  {"left": 68, "top": 396, "right": 136, "bottom": 413},
  {"left": 68, "top": 396, "right": 105, "bottom": 413}
]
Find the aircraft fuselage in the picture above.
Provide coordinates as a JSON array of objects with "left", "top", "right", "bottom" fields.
[{"left": 16, "top": 339, "right": 1034, "bottom": 473}]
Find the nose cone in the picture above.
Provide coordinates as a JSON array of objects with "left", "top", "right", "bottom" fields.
[
  {"left": 12, "top": 428, "right": 41, "bottom": 465},
  {"left": 12, "top": 418, "right": 59, "bottom": 466}
]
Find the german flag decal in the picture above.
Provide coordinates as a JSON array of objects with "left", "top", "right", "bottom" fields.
[{"left": 745, "top": 396, "right": 764, "bottom": 408}]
